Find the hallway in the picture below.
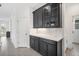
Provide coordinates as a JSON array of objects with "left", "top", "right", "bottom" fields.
[{"left": 0, "top": 37, "right": 41, "bottom": 56}]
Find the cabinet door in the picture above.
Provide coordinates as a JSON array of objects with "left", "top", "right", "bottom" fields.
[
  {"left": 34, "top": 38, "right": 40, "bottom": 52},
  {"left": 33, "top": 8, "right": 43, "bottom": 28},
  {"left": 30, "top": 36, "right": 35, "bottom": 49},
  {"left": 37, "top": 8, "right": 43, "bottom": 28},
  {"left": 50, "top": 3, "right": 61, "bottom": 28},
  {"left": 48, "top": 43, "right": 57, "bottom": 56},
  {"left": 42, "top": 4, "right": 51, "bottom": 28},
  {"left": 33, "top": 10, "right": 38, "bottom": 28},
  {"left": 40, "top": 40, "right": 48, "bottom": 56}
]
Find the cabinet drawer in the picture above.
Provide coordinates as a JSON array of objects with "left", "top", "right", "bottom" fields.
[{"left": 40, "top": 38, "right": 57, "bottom": 45}]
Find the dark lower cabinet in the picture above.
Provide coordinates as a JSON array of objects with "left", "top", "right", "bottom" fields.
[
  {"left": 34, "top": 39, "right": 39, "bottom": 52},
  {"left": 48, "top": 43, "right": 57, "bottom": 56},
  {"left": 30, "top": 36, "right": 40, "bottom": 52},
  {"left": 30, "top": 35, "right": 62, "bottom": 56},
  {"left": 30, "top": 36, "right": 35, "bottom": 49},
  {"left": 40, "top": 40, "right": 48, "bottom": 56}
]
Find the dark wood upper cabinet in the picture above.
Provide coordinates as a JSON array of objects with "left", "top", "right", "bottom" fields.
[
  {"left": 51, "top": 3, "right": 62, "bottom": 28},
  {"left": 37, "top": 8, "right": 43, "bottom": 28},
  {"left": 33, "top": 8, "right": 43, "bottom": 28},
  {"left": 33, "top": 3, "right": 62, "bottom": 28},
  {"left": 33, "top": 10, "right": 38, "bottom": 28},
  {"left": 42, "top": 4, "right": 51, "bottom": 28}
]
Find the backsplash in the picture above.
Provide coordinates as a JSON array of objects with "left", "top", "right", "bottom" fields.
[{"left": 30, "top": 28, "right": 64, "bottom": 35}]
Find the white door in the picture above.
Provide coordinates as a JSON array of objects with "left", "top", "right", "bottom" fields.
[{"left": 18, "top": 17, "right": 30, "bottom": 47}]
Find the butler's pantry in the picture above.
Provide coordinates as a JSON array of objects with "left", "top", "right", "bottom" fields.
[{"left": 0, "top": 3, "right": 79, "bottom": 56}]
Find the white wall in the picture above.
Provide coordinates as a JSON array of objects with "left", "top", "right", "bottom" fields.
[
  {"left": 17, "top": 7, "right": 31, "bottom": 48},
  {"left": 10, "top": 16, "right": 18, "bottom": 48},
  {"left": 63, "top": 3, "right": 79, "bottom": 56},
  {"left": 10, "top": 5, "right": 31, "bottom": 48}
]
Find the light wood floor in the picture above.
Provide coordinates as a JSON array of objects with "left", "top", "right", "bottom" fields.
[{"left": 0, "top": 37, "right": 41, "bottom": 56}]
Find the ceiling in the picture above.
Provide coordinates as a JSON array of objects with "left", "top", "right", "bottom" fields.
[{"left": 0, "top": 3, "right": 38, "bottom": 18}]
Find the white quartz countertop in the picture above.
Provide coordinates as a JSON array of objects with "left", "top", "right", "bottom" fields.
[{"left": 30, "top": 32, "right": 63, "bottom": 42}]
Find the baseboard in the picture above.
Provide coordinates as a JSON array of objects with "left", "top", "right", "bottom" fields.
[{"left": 18, "top": 45, "right": 30, "bottom": 48}]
